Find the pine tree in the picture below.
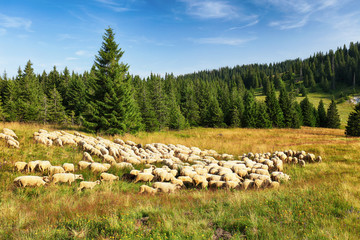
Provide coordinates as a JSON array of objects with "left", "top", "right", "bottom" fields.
[
  {"left": 317, "top": 100, "right": 327, "bottom": 127},
  {"left": 46, "top": 86, "right": 66, "bottom": 124},
  {"left": 82, "top": 27, "right": 142, "bottom": 134},
  {"left": 326, "top": 98, "right": 341, "bottom": 128},
  {"left": 168, "top": 89, "right": 187, "bottom": 130},
  {"left": 345, "top": 103, "right": 360, "bottom": 136},
  {"left": 300, "top": 97, "right": 316, "bottom": 127},
  {"left": 148, "top": 74, "right": 168, "bottom": 130},
  {"left": 181, "top": 81, "right": 200, "bottom": 126},
  {"left": 278, "top": 84, "right": 292, "bottom": 127},
  {"left": 255, "top": 102, "right": 272, "bottom": 128},
  {"left": 137, "top": 80, "right": 159, "bottom": 131},
  {"left": 205, "top": 94, "right": 224, "bottom": 127},
  {"left": 242, "top": 90, "right": 256, "bottom": 128},
  {"left": 265, "top": 81, "right": 284, "bottom": 127}
]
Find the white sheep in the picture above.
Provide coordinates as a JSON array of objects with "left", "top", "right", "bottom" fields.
[
  {"left": 63, "top": 163, "right": 75, "bottom": 173},
  {"left": 271, "top": 172, "right": 290, "bottom": 182},
  {"left": 171, "top": 178, "right": 184, "bottom": 187},
  {"left": 38, "top": 160, "right": 52, "bottom": 173},
  {"left": 78, "top": 180, "right": 101, "bottom": 191},
  {"left": 6, "top": 139, "right": 19, "bottom": 148},
  {"left": 139, "top": 185, "right": 157, "bottom": 195},
  {"left": 49, "top": 166, "right": 66, "bottom": 176},
  {"left": 3, "top": 128, "right": 17, "bottom": 139},
  {"left": 113, "top": 162, "right": 134, "bottom": 170},
  {"left": 14, "top": 176, "right": 47, "bottom": 187},
  {"left": 78, "top": 161, "right": 92, "bottom": 170},
  {"left": 177, "top": 176, "right": 193, "bottom": 185},
  {"left": 192, "top": 174, "right": 208, "bottom": 188},
  {"left": 153, "top": 182, "right": 181, "bottom": 193},
  {"left": 27, "top": 160, "right": 41, "bottom": 173},
  {"left": 158, "top": 171, "right": 174, "bottom": 182},
  {"left": 83, "top": 152, "right": 94, "bottom": 163},
  {"left": 134, "top": 173, "right": 154, "bottom": 183},
  {"left": 100, "top": 172, "right": 119, "bottom": 182},
  {"left": 89, "top": 163, "right": 110, "bottom": 173},
  {"left": 225, "top": 181, "right": 240, "bottom": 189},
  {"left": 209, "top": 180, "right": 225, "bottom": 188},
  {"left": 243, "top": 179, "right": 254, "bottom": 190},
  {"left": 102, "top": 154, "right": 116, "bottom": 164},
  {"left": 14, "top": 162, "right": 27, "bottom": 172},
  {"left": 51, "top": 173, "right": 83, "bottom": 185}
]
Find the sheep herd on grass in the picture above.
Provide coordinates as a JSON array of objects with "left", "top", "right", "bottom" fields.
[{"left": 7, "top": 128, "right": 323, "bottom": 194}]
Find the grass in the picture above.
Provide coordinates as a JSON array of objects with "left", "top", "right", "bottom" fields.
[{"left": 0, "top": 122, "right": 360, "bottom": 239}]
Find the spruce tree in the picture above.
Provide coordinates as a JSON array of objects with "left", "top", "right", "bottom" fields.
[
  {"left": 345, "top": 103, "right": 360, "bottom": 136},
  {"left": 255, "top": 102, "right": 272, "bottom": 128},
  {"left": 82, "top": 27, "right": 142, "bottom": 134},
  {"left": 242, "top": 90, "right": 256, "bottom": 128},
  {"left": 278, "top": 84, "right": 292, "bottom": 127},
  {"left": 326, "top": 98, "right": 341, "bottom": 128},
  {"left": 148, "top": 74, "right": 168, "bottom": 130},
  {"left": 300, "top": 97, "right": 316, "bottom": 127},
  {"left": 265, "top": 81, "right": 284, "bottom": 127},
  {"left": 205, "top": 94, "right": 224, "bottom": 127},
  {"left": 46, "top": 86, "right": 66, "bottom": 124},
  {"left": 137, "top": 80, "right": 159, "bottom": 131},
  {"left": 168, "top": 89, "right": 187, "bottom": 130},
  {"left": 181, "top": 81, "right": 200, "bottom": 126},
  {"left": 317, "top": 100, "right": 327, "bottom": 127}
]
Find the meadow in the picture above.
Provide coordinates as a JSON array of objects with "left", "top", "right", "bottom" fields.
[{"left": 0, "top": 122, "right": 359, "bottom": 239}]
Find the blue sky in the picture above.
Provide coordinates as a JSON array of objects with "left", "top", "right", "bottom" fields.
[{"left": 1, "top": 0, "right": 360, "bottom": 78}]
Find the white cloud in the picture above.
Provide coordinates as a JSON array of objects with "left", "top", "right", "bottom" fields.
[
  {"left": 269, "top": 15, "right": 309, "bottom": 30},
  {"left": 75, "top": 50, "right": 88, "bottom": 56},
  {"left": 258, "top": 0, "right": 342, "bottom": 30},
  {"left": 0, "top": 28, "right": 6, "bottom": 36},
  {"left": 94, "top": 0, "right": 130, "bottom": 12},
  {"left": 191, "top": 37, "right": 256, "bottom": 45},
  {"left": 226, "top": 19, "right": 259, "bottom": 31},
  {"left": 66, "top": 57, "right": 79, "bottom": 61},
  {"left": 0, "top": 13, "right": 32, "bottom": 31},
  {"left": 180, "top": 0, "right": 239, "bottom": 20}
]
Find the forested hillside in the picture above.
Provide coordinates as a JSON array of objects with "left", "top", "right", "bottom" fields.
[{"left": 0, "top": 30, "right": 359, "bottom": 133}]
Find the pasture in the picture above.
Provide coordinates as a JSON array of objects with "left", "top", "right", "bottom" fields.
[{"left": 0, "top": 122, "right": 359, "bottom": 239}]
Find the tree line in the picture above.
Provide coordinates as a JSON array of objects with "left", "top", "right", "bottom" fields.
[{"left": 0, "top": 28, "right": 357, "bottom": 135}]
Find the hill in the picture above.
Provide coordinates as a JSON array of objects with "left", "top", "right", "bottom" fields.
[{"left": 0, "top": 123, "right": 359, "bottom": 239}]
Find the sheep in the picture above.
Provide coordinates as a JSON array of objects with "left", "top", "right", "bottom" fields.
[
  {"left": 100, "top": 173, "right": 119, "bottom": 182},
  {"left": 6, "top": 139, "right": 19, "bottom": 148},
  {"left": 102, "top": 154, "right": 116, "bottom": 164},
  {"left": 51, "top": 173, "right": 83, "bottom": 185},
  {"left": 269, "top": 181, "right": 280, "bottom": 189},
  {"left": 271, "top": 172, "right": 290, "bottom": 182},
  {"left": 130, "top": 169, "right": 140, "bottom": 176},
  {"left": 14, "top": 176, "right": 47, "bottom": 187},
  {"left": 299, "top": 160, "right": 306, "bottom": 167},
  {"left": 14, "top": 162, "right": 27, "bottom": 172},
  {"left": 53, "top": 138, "right": 63, "bottom": 147},
  {"left": 3, "top": 128, "right": 17, "bottom": 139},
  {"left": 89, "top": 163, "right": 110, "bottom": 173},
  {"left": 49, "top": 166, "right": 65, "bottom": 176},
  {"left": 316, "top": 156, "right": 322, "bottom": 163},
  {"left": 171, "top": 178, "right": 184, "bottom": 187},
  {"left": 134, "top": 173, "right": 154, "bottom": 183},
  {"left": 139, "top": 185, "right": 157, "bottom": 195},
  {"left": 78, "top": 180, "right": 101, "bottom": 191},
  {"left": 27, "top": 160, "right": 41, "bottom": 173},
  {"left": 113, "top": 162, "right": 134, "bottom": 170},
  {"left": 225, "top": 181, "right": 240, "bottom": 189},
  {"left": 209, "top": 175, "right": 222, "bottom": 181},
  {"left": 153, "top": 182, "right": 181, "bottom": 193},
  {"left": 192, "top": 174, "right": 208, "bottom": 187},
  {"left": 63, "top": 163, "right": 75, "bottom": 173},
  {"left": 83, "top": 152, "right": 94, "bottom": 163},
  {"left": 158, "top": 171, "right": 174, "bottom": 182},
  {"left": 243, "top": 179, "right": 254, "bottom": 190},
  {"left": 78, "top": 161, "right": 92, "bottom": 170},
  {"left": 38, "top": 160, "right": 52, "bottom": 173},
  {"left": 209, "top": 180, "right": 225, "bottom": 188},
  {"left": 177, "top": 176, "right": 193, "bottom": 185},
  {"left": 221, "top": 173, "right": 241, "bottom": 183}
]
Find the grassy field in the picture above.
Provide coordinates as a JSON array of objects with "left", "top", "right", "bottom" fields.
[{"left": 0, "top": 122, "right": 360, "bottom": 239}]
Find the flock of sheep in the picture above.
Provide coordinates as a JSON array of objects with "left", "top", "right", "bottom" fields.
[{"left": 7, "top": 128, "right": 323, "bottom": 194}]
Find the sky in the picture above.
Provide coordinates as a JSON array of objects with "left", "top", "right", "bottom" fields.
[{"left": 1, "top": 0, "right": 360, "bottom": 78}]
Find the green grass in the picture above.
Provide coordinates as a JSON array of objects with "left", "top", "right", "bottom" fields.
[{"left": 0, "top": 123, "right": 360, "bottom": 239}]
